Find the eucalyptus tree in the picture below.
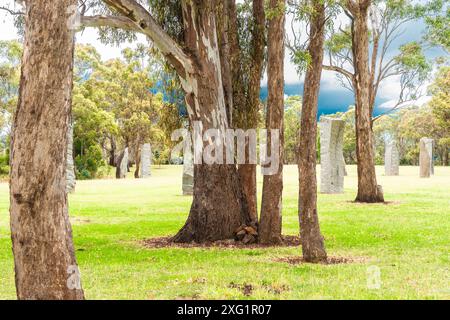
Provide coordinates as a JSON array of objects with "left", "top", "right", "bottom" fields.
[
  {"left": 321, "top": 0, "right": 433, "bottom": 202},
  {"left": 8, "top": 0, "right": 84, "bottom": 299},
  {"left": 78, "top": 0, "right": 262, "bottom": 242},
  {"left": 424, "top": 0, "right": 450, "bottom": 54},
  {"left": 287, "top": 0, "right": 335, "bottom": 261},
  {"left": 259, "top": 0, "right": 285, "bottom": 244},
  {"left": 228, "top": 0, "right": 266, "bottom": 224},
  {"left": 3, "top": 0, "right": 272, "bottom": 243}
]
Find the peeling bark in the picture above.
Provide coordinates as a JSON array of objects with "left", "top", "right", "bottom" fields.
[
  {"left": 172, "top": 0, "right": 251, "bottom": 243},
  {"left": 100, "top": 0, "right": 254, "bottom": 242},
  {"left": 9, "top": 0, "right": 84, "bottom": 300}
]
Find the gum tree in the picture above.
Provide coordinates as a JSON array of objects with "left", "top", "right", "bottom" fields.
[
  {"left": 9, "top": 0, "right": 84, "bottom": 299},
  {"left": 80, "top": 0, "right": 257, "bottom": 242},
  {"left": 322, "top": 0, "right": 432, "bottom": 202},
  {"left": 287, "top": 0, "right": 333, "bottom": 262},
  {"left": 259, "top": 0, "right": 285, "bottom": 244}
]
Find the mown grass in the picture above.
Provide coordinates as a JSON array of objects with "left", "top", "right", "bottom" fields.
[{"left": 0, "top": 165, "right": 449, "bottom": 299}]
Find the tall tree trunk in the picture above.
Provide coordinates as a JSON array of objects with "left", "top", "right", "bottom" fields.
[
  {"left": 259, "top": 0, "right": 285, "bottom": 245},
  {"left": 350, "top": 1, "right": 384, "bottom": 203},
  {"left": 172, "top": 0, "right": 251, "bottom": 243},
  {"left": 9, "top": 0, "right": 84, "bottom": 300},
  {"left": 109, "top": 136, "right": 116, "bottom": 166},
  {"left": 218, "top": 0, "right": 265, "bottom": 225},
  {"left": 298, "top": 0, "right": 327, "bottom": 263},
  {"left": 235, "top": 0, "right": 265, "bottom": 224},
  {"left": 101, "top": 0, "right": 252, "bottom": 242},
  {"left": 134, "top": 148, "right": 140, "bottom": 178}
]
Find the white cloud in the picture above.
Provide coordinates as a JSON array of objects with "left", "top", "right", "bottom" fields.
[
  {"left": 0, "top": 12, "right": 19, "bottom": 40},
  {"left": 378, "top": 95, "right": 432, "bottom": 110}
]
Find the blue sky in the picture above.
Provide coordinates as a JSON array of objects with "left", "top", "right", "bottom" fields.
[{"left": 0, "top": 2, "right": 444, "bottom": 116}]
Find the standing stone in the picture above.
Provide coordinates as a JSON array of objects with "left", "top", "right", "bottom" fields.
[
  {"left": 116, "top": 147, "right": 129, "bottom": 179},
  {"left": 419, "top": 138, "right": 434, "bottom": 178},
  {"left": 320, "top": 117, "right": 345, "bottom": 194},
  {"left": 385, "top": 140, "right": 399, "bottom": 176},
  {"left": 342, "top": 154, "right": 348, "bottom": 176},
  {"left": 182, "top": 147, "right": 194, "bottom": 195},
  {"left": 139, "top": 143, "right": 152, "bottom": 178},
  {"left": 66, "top": 121, "right": 76, "bottom": 193}
]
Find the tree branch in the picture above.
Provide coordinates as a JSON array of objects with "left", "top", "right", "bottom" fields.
[
  {"left": 81, "top": 15, "right": 140, "bottom": 32},
  {"left": 323, "top": 64, "right": 354, "bottom": 80},
  {"left": 0, "top": 6, "right": 24, "bottom": 16},
  {"left": 101, "top": 0, "right": 194, "bottom": 78}
]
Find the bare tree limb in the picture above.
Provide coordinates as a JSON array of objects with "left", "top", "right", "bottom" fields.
[
  {"left": 81, "top": 15, "right": 140, "bottom": 32},
  {"left": 0, "top": 6, "right": 23, "bottom": 16},
  {"left": 323, "top": 64, "right": 354, "bottom": 79}
]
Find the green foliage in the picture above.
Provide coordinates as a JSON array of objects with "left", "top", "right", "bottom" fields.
[
  {"left": 0, "top": 40, "right": 22, "bottom": 142},
  {"left": 287, "top": 0, "right": 339, "bottom": 75},
  {"left": 325, "top": 29, "right": 352, "bottom": 54},
  {"left": 72, "top": 44, "right": 185, "bottom": 175},
  {"left": 429, "top": 66, "right": 450, "bottom": 149},
  {"left": 291, "top": 49, "right": 311, "bottom": 75},
  {"left": 424, "top": 0, "right": 450, "bottom": 52},
  {"left": 321, "top": 0, "right": 435, "bottom": 111},
  {"left": 0, "top": 153, "right": 9, "bottom": 176},
  {"left": 75, "top": 145, "right": 105, "bottom": 180},
  {"left": 284, "top": 96, "right": 302, "bottom": 164},
  {"left": 395, "top": 42, "right": 431, "bottom": 73},
  {"left": 265, "top": 0, "right": 286, "bottom": 20},
  {"left": 374, "top": 103, "right": 448, "bottom": 166}
]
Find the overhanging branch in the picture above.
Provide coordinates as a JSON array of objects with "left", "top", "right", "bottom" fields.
[
  {"left": 0, "top": 6, "right": 23, "bottom": 16},
  {"left": 323, "top": 64, "right": 354, "bottom": 80},
  {"left": 102, "top": 0, "right": 194, "bottom": 77},
  {"left": 81, "top": 15, "right": 140, "bottom": 32}
]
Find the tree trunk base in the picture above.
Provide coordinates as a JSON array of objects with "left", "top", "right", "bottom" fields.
[
  {"left": 355, "top": 185, "right": 385, "bottom": 203},
  {"left": 237, "top": 164, "right": 258, "bottom": 224},
  {"left": 171, "top": 164, "right": 251, "bottom": 243},
  {"left": 259, "top": 236, "right": 283, "bottom": 246},
  {"left": 302, "top": 252, "right": 328, "bottom": 264}
]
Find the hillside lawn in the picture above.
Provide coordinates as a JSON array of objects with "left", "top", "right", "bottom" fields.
[{"left": 0, "top": 165, "right": 448, "bottom": 299}]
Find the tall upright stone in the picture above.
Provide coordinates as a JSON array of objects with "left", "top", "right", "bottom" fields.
[
  {"left": 66, "top": 121, "right": 76, "bottom": 193},
  {"left": 139, "top": 143, "right": 152, "bottom": 178},
  {"left": 385, "top": 140, "right": 399, "bottom": 176},
  {"left": 320, "top": 117, "right": 345, "bottom": 194},
  {"left": 419, "top": 138, "right": 434, "bottom": 178},
  {"left": 116, "top": 147, "right": 129, "bottom": 179},
  {"left": 182, "top": 147, "right": 194, "bottom": 196},
  {"left": 342, "top": 154, "right": 348, "bottom": 176}
]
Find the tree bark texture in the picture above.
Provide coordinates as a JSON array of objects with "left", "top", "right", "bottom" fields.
[
  {"left": 298, "top": 0, "right": 327, "bottom": 263},
  {"left": 172, "top": 0, "right": 252, "bottom": 242},
  {"left": 219, "top": 0, "right": 265, "bottom": 224},
  {"left": 348, "top": 0, "right": 384, "bottom": 203},
  {"left": 259, "top": 0, "right": 285, "bottom": 245},
  {"left": 9, "top": 0, "right": 84, "bottom": 300}
]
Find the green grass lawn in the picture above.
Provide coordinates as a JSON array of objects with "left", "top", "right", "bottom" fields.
[{"left": 0, "top": 165, "right": 449, "bottom": 299}]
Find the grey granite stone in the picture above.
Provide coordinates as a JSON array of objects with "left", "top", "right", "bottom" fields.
[
  {"left": 385, "top": 140, "right": 399, "bottom": 176},
  {"left": 320, "top": 117, "right": 345, "bottom": 194},
  {"left": 419, "top": 138, "right": 434, "bottom": 178},
  {"left": 139, "top": 143, "right": 152, "bottom": 178}
]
